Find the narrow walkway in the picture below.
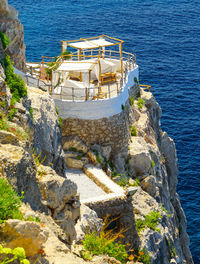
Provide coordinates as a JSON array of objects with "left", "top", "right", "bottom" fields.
[{"left": 65, "top": 168, "right": 106, "bottom": 200}]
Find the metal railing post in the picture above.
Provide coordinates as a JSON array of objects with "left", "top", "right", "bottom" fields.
[{"left": 72, "top": 87, "right": 74, "bottom": 102}]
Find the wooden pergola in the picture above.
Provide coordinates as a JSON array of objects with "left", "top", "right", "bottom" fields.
[{"left": 61, "top": 35, "right": 124, "bottom": 81}]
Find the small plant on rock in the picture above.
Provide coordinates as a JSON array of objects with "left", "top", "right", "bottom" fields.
[
  {"left": 137, "top": 97, "right": 145, "bottom": 109},
  {"left": 32, "top": 149, "right": 46, "bottom": 167},
  {"left": 0, "top": 244, "right": 30, "bottom": 264},
  {"left": 128, "top": 248, "right": 151, "bottom": 264},
  {"left": 151, "top": 160, "right": 155, "bottom": 167},
  {"left": 130, "top": 125, "right": 137, "bottom": 136},
  {"left": 0, "top": 178, "right": 23, "bottom": 223},
  {"left": 82, "top": 215, "right": 128, "bottom": 263},
  {"left": 129, "top": 96, "right": 135, "bottom": 106},
  {"left": 136, "top": 211, "right": 162, "bottom": 234}
]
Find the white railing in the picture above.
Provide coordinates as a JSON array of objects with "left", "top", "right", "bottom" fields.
[{"left": 25, "top": 51, "right": 136, "bottom": 101}]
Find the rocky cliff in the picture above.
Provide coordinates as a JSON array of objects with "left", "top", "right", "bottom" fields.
[
  {"left": 0, "top": 0, "right": 26, "bottom": 71},
  {"left": 0, "top": 1, "right": 194, "bottom": 263}
]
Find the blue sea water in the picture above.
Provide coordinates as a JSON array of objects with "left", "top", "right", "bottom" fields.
[{"left": 8, "top": 0, "right": 200, "bottom": 262}]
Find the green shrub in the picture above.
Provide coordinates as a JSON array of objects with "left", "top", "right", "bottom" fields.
[
  {"left": 151, "top": 160, "right": 155, "bottom": 167},
  {"left": 0, "top": 101, "right": 7, "bottom": 109},
  {"left": 161, "top": 204, "right": 171, "bottom": 218},
  {"left": 128, "top": 248, "right": 151, "bottom": 264},
  {"left": 26, "top": 216, "right": 40, "bottom": 223},
  {"left": 61, "top": 50, "right": 72, "bottom": 60},
  {"left": 137, "top": 97, "right": 145, "bottom": 109},
  {"left": 55, "top": 106, "right": 62, "bottom": 127},
  {"left": 129, "top": 96, "right": 135, "bottom": 106},
  {"left": 7, "top": 108, "right": 17, "bottom": 121},
  {"left": 137, "top": 248, "right": 151, "bottom": 264},
  {"left": 136, "top": 218, "right": 146, "bottom": 233},
  {"left": 0, "top": 111, "right": 28, "bottom": 141},
  {"left": 134, "top": 77, "right": 138, "bottom": 83},
  {"left": 145, "top": 211, "right": 161, "bottom": 232},
  {"left": 136, "top": 211, "right": 162, "bottom": 234},
  {"left": 0, "top": 31, "right": 10, "bottom": 49},
  {"left": 0, "top": 244, "right": 30, "bottom": 264},
  {"left": 29, "top": 107, "right": 33, "bottom": 120},
  {"left": 32, "top": 149, "right": 46, "bottom": 167},
  {"left": 82, "top": 232, "right": 128, "bottom": 263},
  {"left": 0, "top": 178, "right": 23, "bottom": 222},
  {"left": 130, "top": 125, "right": 137, "bottom": 136},
  {"left": 3, "top": 54, "right": 27, "bottom": 103}
]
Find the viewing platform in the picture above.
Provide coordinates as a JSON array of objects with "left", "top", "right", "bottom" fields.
[{"left": 23, "top": 35, "right": 139, "bottom": 119}]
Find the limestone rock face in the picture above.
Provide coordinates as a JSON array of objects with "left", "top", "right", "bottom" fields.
[
  {"left": 0, "top": 0, "right": 26, "bottom": 71},
  {"left": 75, "top": 204, "right": 103, "bottom": 241},
  {"left": 0, "top": 143, "right": 44, "bottom": 211},
  {"left": 129, "top": 137, "right": 152, "bottom": 175},
  {"left": 127, "top": 89, "right": 193, "bottom": 264},
  {"left": 0, "top": 219, "right": 49, "bottom": 257},
  {"left": 26, "top": 87, "right": 66, "bottom": 176}
]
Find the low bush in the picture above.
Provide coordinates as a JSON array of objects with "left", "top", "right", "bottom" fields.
[
  {"left": 29, "top": 107, "right": 33, "bottom": 120},
  {"left": 82, "top": 215, "right": 128, "bottom": 263},
  {"left": 128, "top": 248, "right": 151, "bottom": 264},
  {"left": 130, "top": 125, "right": 137, "bottom": 136},
  {"left": 136, "top": 211, "right": 162, "bottom": 234},
  {"left": 7, "top": 108, "right": 17, "bottom": 121},
  {"left": 0, "top": 244, "right": 30, "bottom": 264},
  {"left": 61, "top": 50, "right": 72, "bottom": 60},
  {"left": 151, "top": 160, "right": 155, "bottom": 167},
  {"left": 0, "top": 178, "right": 23, "bottom": 223},
  {"left": 0, "top": 111, "right": 28, "bottom": 141},
  {"left": 0, "top": 31, "right": 10, "bottom": 49},
  {"left": 83, "top": 232, "right": 128, "bottom": 263},
  {"left": 2, "top": 54, "right": 27, "bottom": 103},
  {"left": 55, "top": 106, "right": 62, "bottom": 127},
  {"left": 129, "top": 96, "right": 135, "bottom": 106},
  {"left": 137, "top": 97, "right": 145, "bottom": 109}
]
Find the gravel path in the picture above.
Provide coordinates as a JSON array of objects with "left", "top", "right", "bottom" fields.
[{"left": 65, "top": 168, "right": 106, "bottom": 200}]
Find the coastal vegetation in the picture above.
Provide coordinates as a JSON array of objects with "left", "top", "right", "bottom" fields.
[
  {"left": 0, "top": 178, "right": 23, "bottom": 223},
  {"left": 137, "top": 98, "right": 145, "bottom": 109},
  {"left": 0, "top": 31, "right": 27, "bottom": 105},
  {"left": 0, "top": 244, "right": 30, "bottom": 264},
  {"left": 136, "top": 211, "right": 162, "bottom": 234}
]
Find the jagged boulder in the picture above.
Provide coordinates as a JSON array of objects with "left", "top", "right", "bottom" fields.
[
  {"left": 161, "top": 132, "right": 178, "bottom": 196},
  {"left": 75, "top": 205, "right": 103, "bottom": 241},
  {"left": 0, "top": 219, "right": 49, "bottom": 257},
  {"left": 128, "top": 137, "right": 152, "bottom": 176},
  {"left": 63, "top": 135, "right": 88, "bottom": 153}
]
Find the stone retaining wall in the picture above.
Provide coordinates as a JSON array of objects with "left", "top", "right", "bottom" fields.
[
  {"left": 62, "top": 84, "right": 140, "bottom": 154},
  {"left": 85, "top": 196, "right": 139, "bottom": 248}
]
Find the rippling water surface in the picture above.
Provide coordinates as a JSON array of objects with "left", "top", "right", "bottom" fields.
[{"left": 9, "top": 0, "right": 200, "bottom": 262}]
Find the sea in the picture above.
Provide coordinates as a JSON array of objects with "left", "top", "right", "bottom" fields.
[{"left": 8, "top": 0, "right": 200, "bottom": 262}]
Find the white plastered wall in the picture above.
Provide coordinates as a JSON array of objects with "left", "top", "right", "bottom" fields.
[{"left": 54, "top": 65, "right": 139, "bottom": 120}]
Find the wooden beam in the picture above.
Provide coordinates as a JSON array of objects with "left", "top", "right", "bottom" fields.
[
  {"left": 78, "top": 49, "right": 82, "bottom": 82},
  {"left": 98, "top": 59, "right": 102, "bottom": 93},
  {"left": 119, "top": 43, "right": 123, "bottom": 74}
]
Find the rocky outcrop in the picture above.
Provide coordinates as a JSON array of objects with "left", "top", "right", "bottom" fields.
[
  {"left": 124, "top": 89, "right": 193, "bottom": 264},
  {"left": 25, "top": 87, "right": 66, "bottom": 176},
  {"left": 0, "top": 0, "right": 26, "bottom": 71}
]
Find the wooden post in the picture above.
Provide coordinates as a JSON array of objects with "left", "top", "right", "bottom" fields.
[
  {"left": 98, "top": 59, "right": 102, "bottom": 93},
  {"left": 119, "top": 43, "right": 123, "bottom": 74},
  {"left": 78, "top": 49, "right": 82, "bottom": 82}
]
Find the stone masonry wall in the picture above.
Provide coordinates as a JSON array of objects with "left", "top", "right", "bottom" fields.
[
  {"left": 85, "top": 196, "right": 139, "bottom": 248},
  {"left": 61, "top": 84, "right": 140, "bottom": 155}
]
